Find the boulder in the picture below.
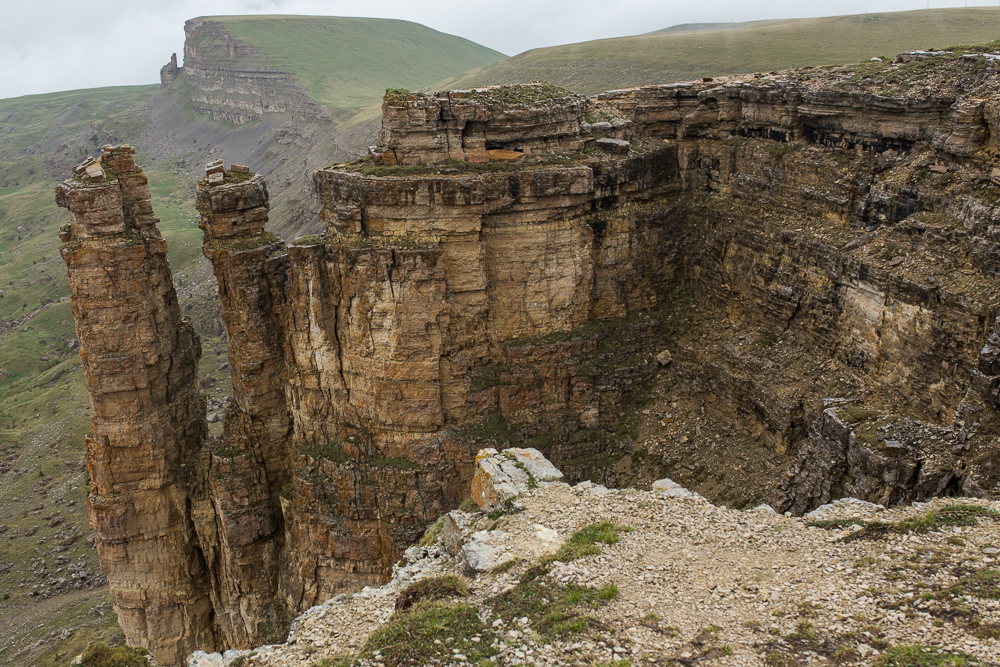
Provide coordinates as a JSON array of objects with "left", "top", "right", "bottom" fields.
[
  {"left": 187, "top": 651, "right": 223, "bottom": 667},
  {"left": 461, "top": 531, "right": 499, "bottom": 575},
  {"left": 441, "top": 510, "right": 471, "bottom": 556},
  {"left": 596, "top": 138, "right": 630, "bottom": 154},
  {"left": 470, "top": 447, "right": 563, "bottom": 511},
  {"left": 652, "top": 478, "right": 707, "bottom": 502}
]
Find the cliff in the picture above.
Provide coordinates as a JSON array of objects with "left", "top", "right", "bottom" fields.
[
  {"left": 180, "top": 19, "right": 328, "bottom": 124},
  {"left": 60, "top": 50, "right": 1000, "bottom": 664}
]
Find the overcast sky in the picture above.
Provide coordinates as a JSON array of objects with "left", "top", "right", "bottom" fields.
[{"left": 0, "top": 0, "right": 994, "bottom": 99}]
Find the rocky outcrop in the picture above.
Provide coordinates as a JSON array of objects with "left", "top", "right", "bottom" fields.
[
  {"left": 193, "top": 162, "right": 292, "bottom": 647},
  {"left": 375, "top": 84, "right": 588, "bottom": 165},
  {"left": 470, "top": 447, "right": 564, "bottom": 511},
  {"left": 160, "top": 53, "right": 181, "bottom": 87},
  {"left": 180, "top": 19, "right": 326, "bottom": 124},
  {"left": 61, "top": 52, "right": 1000, "bottom": 662},
  {"left": 56, "top": 145, "right": 216, "bottom": 665}
]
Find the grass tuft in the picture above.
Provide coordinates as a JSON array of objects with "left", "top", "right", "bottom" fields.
[
  {"left": 873, "top": 644, "right": 977, "bottom": 666},
  {"left": 394, "top": 575, "right": 468, "bottom": 611},
  {"left": 546, "top": 521, "right": 632, "bottom": 563},
  {"left": 77, "top": 642, "right": 149, "bottom": 667},
  {"left": 490, "top": 575, "right": 619, "bottom": 639},
  {"left": 360, "top": 600, "right": 495, "bottom": 666}
]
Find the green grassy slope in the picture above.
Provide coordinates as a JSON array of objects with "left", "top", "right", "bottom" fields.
[
  {"left": 209, "top": 15, "right": 507, "bottom": 111},
  {"left": 0, "top": 86, "right": 158, "bottom": 323},
  {"left": 435, "top": 7, "right": 1000, "bottom": 95}
]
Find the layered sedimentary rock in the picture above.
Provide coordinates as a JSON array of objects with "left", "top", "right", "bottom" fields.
[
  {"left": 56, "top": 146, "right": 216, "bottom": 665},
  {"left": 60, "top": 52, "right": 1000, "bottom": 662},
  {"left": 374, "top": 84, "right": 588, "bottom": 164},
  {"left": 180, "top": 19, "right": 326, "bottom": 124},
  {"left": 160, "top": 53, "right": 181, "bottom": 87},
  {"left": 192, "top": 162, "right": 292, "bottom": 647}
]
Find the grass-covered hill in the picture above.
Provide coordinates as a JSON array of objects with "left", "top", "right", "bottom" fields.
[
  {"left": 196, "top": 15, "right": 507, "bottom": 112},
  {"left": 434, "top": 7, "right": 1000, "bottom": 95}
]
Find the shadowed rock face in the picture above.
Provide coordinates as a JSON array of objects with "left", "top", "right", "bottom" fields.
[{"left": 59, "top": 54, "right": 1000, "bottom": 662}]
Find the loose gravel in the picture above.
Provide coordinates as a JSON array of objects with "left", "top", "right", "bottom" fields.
[{"left": 212, "top": 483, "right": 1000, "bottom": 666}]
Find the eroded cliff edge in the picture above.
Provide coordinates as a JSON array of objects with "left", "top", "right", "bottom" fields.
[{"left": 59, "top": 51, "right": 1000, "bottom": 664}]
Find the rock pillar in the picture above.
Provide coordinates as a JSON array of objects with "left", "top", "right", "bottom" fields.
[
  {"left": 194, "top": 161, "right": 293, "bottom": 645},
  {"left": 56, "top": 145, "right": 216, "bottom": 666}
]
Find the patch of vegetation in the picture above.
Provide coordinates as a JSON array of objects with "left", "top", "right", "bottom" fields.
[
  {"left": 487, "top": 496, "right": 518, "bottom": 520},
  {"left": 359, "top": 600, "right": 496, "bottom": 666},
  {"left": 370, "top": 457, "right": 422, "bottom": 471},
  {"left": 490, "top": 572, "right": 619, "bottom": 639},
  {"left": 210, "top": 16, "right": 505, "bottom": 112},
  {"left": 435, "top": 8, "right": 1000, "bottom": 96},
  {"left": 419, "top": 516, "right": 445, "bottom": 547},
  {"left": 838, "top": 405, "right": 879, "bottom": 424},
  {"left": 394, "top": 575, "right": 469, "bottom": 611},
  {"left": 222, "top": 169, "right": 254, "bottom": 184},
  {"left": 491, "top": 556, "right": 521, "bottom": 574},
  {"left": 507, "top": 317, "right": 619, "bottom": 348},
  {"left": 467, "top": 83, "right": 573, "bottom": 104},
  {"left": 873, "top": 644, "right": 977, "bottom": 666},
  {"left": 942, "top": 567, "right": 1000, "bottom": 601},
  {"left": 842, "top": 504, "right": 999, "bottom": 542},
  {"left": 546, "top": 521, "right": 632, "bottom": 563},
  {"left": 383, "top": 88, "right": 414, "bottom": 104},
  {"left": 299, "top": 440, "right": 350, "bottom": 464},
  {"left": 470, "top": 362, "right": 509, "bottom": 392},
  {"left": 77, "top": 642, "right": 149, "bottom": 667},
  {"left": 466, "top": 415, "right": 518, "bottom": 448},
  {"left": 765, "top": 652, "right": 796, "bottom": 667},
  {"left": 292, "top": 234, "right": 325, "bottom": 246}
]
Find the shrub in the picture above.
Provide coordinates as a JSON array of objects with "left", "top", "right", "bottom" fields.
[{"left": 78, "top": 642, "right": 149, "bottom": 667}]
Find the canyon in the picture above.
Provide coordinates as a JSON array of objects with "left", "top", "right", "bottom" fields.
[{"left": 58, "top": 51, "right": 1000, "bottom": 665}]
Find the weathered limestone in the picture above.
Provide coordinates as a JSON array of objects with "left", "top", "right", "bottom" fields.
[
  {"left": 195, "top": 166, "right": 292, "bottom": 648},
  {"left": 60, "top": 54, "right": 1000, "bottom": 662},
  {"left": 180, "top": 19, "right": 326, "bottom": 123},
  {"left": 376, "top": 84, "right": 588, "bottom": 165},
  {"left": 160, "top": 53, "right": 181, "bottom": 87},
  {"left": 57, "top": 146, "right": 216, "bottom": 665},
  {"left": 470, "top": 447, "right": 564, "bottom": 512}
]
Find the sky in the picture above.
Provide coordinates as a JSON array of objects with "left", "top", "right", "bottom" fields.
[{"left": 1, "top": 0, "right": 996, "bottom": 99}]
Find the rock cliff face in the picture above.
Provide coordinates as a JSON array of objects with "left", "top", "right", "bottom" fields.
[
  {"left": 180, "top": 19, "right": 327, "bottom": 124},
  {"left": 56, "top": 146, "right": 217, "bottom": 664},
  {"left": 59, "top": 52, "right": 1000, "bottom": 663}
]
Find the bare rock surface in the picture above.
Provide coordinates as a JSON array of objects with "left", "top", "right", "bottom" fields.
[
  {"left": 62, "top": 48, "right": 1000, "bottom": 662},
  {"left": 471, "top": 448, "right": 564, "bottom": 512}
]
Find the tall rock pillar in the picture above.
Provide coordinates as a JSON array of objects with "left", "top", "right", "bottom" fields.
[
  {"left": 56, "top": 146, "right": 216, "bottom": 665},
  {"left": 194, "top": 160, "right": 293, "bottom": 645}
]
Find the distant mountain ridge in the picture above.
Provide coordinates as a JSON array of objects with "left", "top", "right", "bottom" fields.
[
  {"left": 435, "top": 7, "right": 1000, "bottom": 95},
  {"left": 651, "top": 21, "right": 749, "bottom": 33}
]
